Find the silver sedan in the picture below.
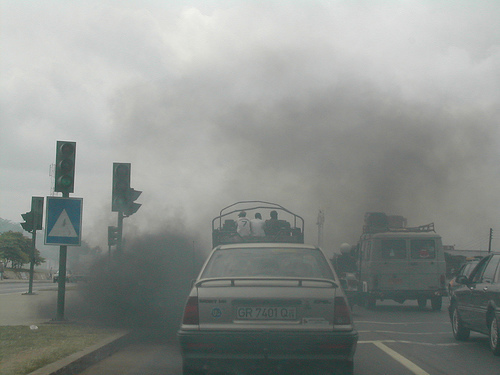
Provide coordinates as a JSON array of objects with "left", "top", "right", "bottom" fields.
[{"left": 178, "top": 243, "right": 358, "bottom": 375}]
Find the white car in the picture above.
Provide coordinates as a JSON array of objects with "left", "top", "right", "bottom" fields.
[{"left": 178, "top": 243, "right": 358, "bottom": 375}]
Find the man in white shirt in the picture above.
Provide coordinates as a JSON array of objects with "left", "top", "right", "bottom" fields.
[
  {"left": 236, "top": 211, "right": 251, "bottom": 237},
  {"left": 250, "top": 213, "right": 265, "bottom": 237}
]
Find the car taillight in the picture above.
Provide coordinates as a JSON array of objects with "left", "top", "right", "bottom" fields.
[
  {"left": 182, "top": 296, "right": 199, "bottom": 325},
  {"left": 334, "top": 297, "right": 351, "bottom": 325},
  {"left": 440, "top": 274, "right": 446, "bottom": 287}
]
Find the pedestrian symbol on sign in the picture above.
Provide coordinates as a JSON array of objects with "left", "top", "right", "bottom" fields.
[
  {"left": 45, "top": 197, "right": 83, "bottom": 246},
  {"left": 48, "top": 210, "right": 77, "bottom": 237}
]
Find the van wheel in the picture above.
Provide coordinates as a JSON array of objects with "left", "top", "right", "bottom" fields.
[
  {"left": 431, "top": 296, "right": 442, "bottom": 311},
  {"left": 451, "top": 305, "right": 470, "bottom": 341},
  {"left": 417, "top": 297, "right": 427, "bottom": 309},
  {"left": 489, "top": 315, "right": 500, "bottom": 355}
]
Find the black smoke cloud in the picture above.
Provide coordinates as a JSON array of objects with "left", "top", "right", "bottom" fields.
[
  {"left": 71, "top": 228, "right": 205, "bottom": 334},
  {"left": 212, "top": 81, "right": 499, "bottom": 245},
  {"left": 111, "top": 69, "right": 500, "bottom": 254}
]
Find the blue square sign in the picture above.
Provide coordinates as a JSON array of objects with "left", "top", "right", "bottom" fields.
[{"left": 45, "top": 197, "right": 83, "bottom": 246}]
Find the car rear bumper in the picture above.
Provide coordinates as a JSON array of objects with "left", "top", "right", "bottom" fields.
[{"left": 178, "top": 329, "right": 357, "bottom": 372}]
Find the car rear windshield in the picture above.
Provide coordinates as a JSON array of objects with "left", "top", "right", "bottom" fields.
[{"left": 201, "top": 247, "right": 335, "bottom": 279}]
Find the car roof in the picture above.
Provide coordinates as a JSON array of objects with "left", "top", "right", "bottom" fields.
[
  {"left": 216, "top": 242, "right": 320, "bottom": 251},
  {"left": 484, "top": 253, "right": 500, "bottom": 259}
]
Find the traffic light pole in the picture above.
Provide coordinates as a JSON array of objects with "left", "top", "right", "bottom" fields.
[
  {"left": 55, "top": 192, "right": 69, "bottom": 321},
  {"left": 22, "top": 197, "right": 43, "bottom": 296},
  {"left": 52, "top": 141, "right": 76, "bottom": 322},
  {"left": 111, "top": 163, "right": 141, "bottom": 256},
  {"left": 116, "top": 211, "right": 124, "bottom": 253},
  {"left": 27, "top": 229, "right": 37, "bottom": 295},
  {"left": 56, "top": 245, "right": 67, "bottom": 321}
]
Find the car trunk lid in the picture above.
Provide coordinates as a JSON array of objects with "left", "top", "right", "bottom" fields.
[{"left": 194, "top": 278, "right": 345, "bottom": 331}]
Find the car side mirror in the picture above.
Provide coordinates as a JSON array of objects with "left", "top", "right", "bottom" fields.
[{"left": 455, "top": 275, "right": 469, "bottom": 285}]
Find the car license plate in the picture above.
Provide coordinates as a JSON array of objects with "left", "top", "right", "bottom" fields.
[{"left": 236, "top": 306, "right": 296, "bottom": 320}]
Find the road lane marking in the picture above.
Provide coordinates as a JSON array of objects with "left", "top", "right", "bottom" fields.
[
  {"left": 358, "top": 339, "right": 459, "bottom": 347},
  {"left": 372, "top": 340, "right": 430, "bottom": 375},
  {"left": 358, "top": 330, "right": 450, "bottom": 335},
  {"left": 355, "top": 321, "right": 449, "bottom": 325}
]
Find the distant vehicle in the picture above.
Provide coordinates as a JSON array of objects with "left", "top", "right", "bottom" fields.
[
  {"left": 449, "top": 253, "right": 500, "bottom": 355},
  {"left": 70, "top": 273, "right": 88, "bottom": 283},
  {"left": 353, "top": 212, "right": 447, "bottom": 310},
  {"left": 178, "top": 202, "right": 358, "bottom": 375},
  {"left": 448, "top": 258, "right": 481, "bottom": 296},
  {"left": 52, "top": 271, "right": 72, "bottom": 283},
  {"left": 333, "top": 243, "right": 361, "bottom": 307}
]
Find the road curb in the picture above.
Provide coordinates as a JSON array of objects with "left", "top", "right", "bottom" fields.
[{"left": 27, "top": 331, "right": 133, "bottom": 375}]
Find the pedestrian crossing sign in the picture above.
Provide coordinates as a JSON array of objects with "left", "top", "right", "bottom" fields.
[{"left": 45, "top": 197, "right": 83, "bottom": 246}]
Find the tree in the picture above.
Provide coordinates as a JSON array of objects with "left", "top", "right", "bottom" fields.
[
  {"left": 0, "top": 231, "right": 45, "bottom": 268},
  {"left": 1, "top": 245, "right": 29, "bottom": 269},
  {"left": 0, "top": 218, "right": 23, "bottom": 234}
]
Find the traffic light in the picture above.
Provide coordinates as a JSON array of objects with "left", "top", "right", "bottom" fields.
[
  {"left": 20, "top": 197, "right": 44, "bottom": 233},
  {"left": 112, "top": 163, "right": 142, "bottom": 216},
  {"left": 21, "top": 211, "right": 34, "bottom": 232},
  {"left": 32, "top": 197, "right": 44, "bottom": 231},
  {"left": 112, "top": 163, "right": 131, "bottom": 212},
  {"left": 123, "top": 188, "right": 142, "bottom": 217},
  {"left": 55, "top": 141, "right": 76, "bottom": 194},
  {"left": 108, "top": 226, "right": 119, "bottom": 246}
]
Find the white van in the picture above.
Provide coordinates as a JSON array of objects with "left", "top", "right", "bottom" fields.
[{"left": 357, "top": 213, "right": 447, "bottom": 310}]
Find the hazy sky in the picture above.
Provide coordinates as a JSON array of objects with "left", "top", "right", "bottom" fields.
[{"left": 2, "top": 1, "right": 500, "bottom": 256}]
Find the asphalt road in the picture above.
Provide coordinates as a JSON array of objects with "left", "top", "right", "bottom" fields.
[
  {"left": 75, "top": 299, "right": 500, "bottom": 375},
  {"left": 0, "top": 280, "right": 81, "bottom": 325},
  {"left": 0, "top": 280, "right": 58, "bottom": 295}
]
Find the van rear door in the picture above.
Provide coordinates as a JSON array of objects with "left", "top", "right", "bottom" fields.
[
  {"left": 372, "top": 237, "right": 444, "bottom": 292},
  {"left": 406, "top": 237, "right": 444, "bottom": 291},
  {"left": 375, "top": 239, "right": 410, "bottom": 290}
]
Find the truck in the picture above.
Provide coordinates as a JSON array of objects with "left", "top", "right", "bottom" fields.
[
  {"left": 353, "top": 212, "right": 447, "bottom": 310},
  {"left": 211, "top": 200, "right": 304, "bottom": 247}
]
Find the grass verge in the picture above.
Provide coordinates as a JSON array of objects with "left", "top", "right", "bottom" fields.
[{"left": 0, "top": 324, "right": 122, "bottom": 375}]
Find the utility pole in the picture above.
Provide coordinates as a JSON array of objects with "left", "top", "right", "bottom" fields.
[
  {"left": 489, "top": 228, "right": 493, "bottom": 253},
  {"left": 192, "top": 240, "right": 196, "bottom": 279},
  {"left": 316, "top": 210, "right": 324, "bottom": 248}
]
